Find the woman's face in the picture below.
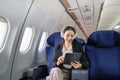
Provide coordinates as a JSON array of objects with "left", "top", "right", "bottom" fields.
[{"left": 63, "top": 29, "right": 75, "bottom": 44}]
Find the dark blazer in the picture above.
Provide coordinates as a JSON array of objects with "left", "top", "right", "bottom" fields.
[{"left": 52, "top": 39, "right": 89, "bottom": 69}]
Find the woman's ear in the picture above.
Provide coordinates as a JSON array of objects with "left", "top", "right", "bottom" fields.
[{"left": 72, "top": 33, "right": 77, "bottom": 39}]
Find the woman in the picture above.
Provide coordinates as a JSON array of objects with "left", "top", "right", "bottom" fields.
[{"left": 47, "top": 25, "right": 88, "bottom": 80}]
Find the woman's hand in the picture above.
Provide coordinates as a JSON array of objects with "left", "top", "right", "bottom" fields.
[
  {"left": 57, "top": 56, "right": 64, "bottom": 66},
  {"left": 71, "top": 61, "right": 82, "bottom": 69}
]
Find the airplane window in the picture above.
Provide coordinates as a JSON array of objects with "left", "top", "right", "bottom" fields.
[
  {"left": 38, "top": 32, "right": 48, "bottom": 52},
  {"left": 19, "top": 27, "right": 35, "bottom": 53},
  {"left": 0, "top": 17, "right": 10, "bottom": 52},
  {"left": 113, "top": 25, "right": 120, "bottom": 29}
]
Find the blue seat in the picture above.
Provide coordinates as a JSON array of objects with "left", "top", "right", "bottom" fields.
[
  {"left": 47, "top": 32, "right": 61, "bottom": 47},
  {"left": 46, "top": 32, "right": 86, "bottom": 71},
  {"left": 27, "top": 32, "right": 86, "bottom": 80},
  {"left": 46, "top": 47, "right": 55, "bottom": 71},
  {"left": 46, "top": 32, "right": 61, "bottom": 71},
  {"left": 76, "top": 37, "right": 86, "bottom": 52},
  {"left": 85, "top": 30, "right": 120, "bottom": 80}
]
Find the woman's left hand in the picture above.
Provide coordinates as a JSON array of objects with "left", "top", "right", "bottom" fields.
[{"left": 71, "top": 61, "right": 82, "bottom": 69}]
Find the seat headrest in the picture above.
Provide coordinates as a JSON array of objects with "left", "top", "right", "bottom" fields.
[
  {"left": 47, "top": 32, "right": 61, "bottom": 46},
  {"left": 87, "top": 30, "right": 120, "bottom": 46},
  {"left": 76, "top": 37, "right": 86, "bottom": 46}
]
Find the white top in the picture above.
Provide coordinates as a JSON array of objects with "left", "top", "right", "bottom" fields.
[{"left": 62, "top": 45, "right": 73, "bottom": 68}]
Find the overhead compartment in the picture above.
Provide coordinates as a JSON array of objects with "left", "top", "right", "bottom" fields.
[{"left": 60, "top": 0, "right": 105, "bottom": 37}]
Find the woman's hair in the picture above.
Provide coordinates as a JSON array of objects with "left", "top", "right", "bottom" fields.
[
  {"left": 61, "top": 25, "right": 76, "bottom": 38},
  {"left": 63, "top": 25, "right": 76, "bottom": 34}
]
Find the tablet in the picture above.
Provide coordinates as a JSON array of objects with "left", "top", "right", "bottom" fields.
[{"left": 63, "top": 53, "right": 82, "bottom": 64}]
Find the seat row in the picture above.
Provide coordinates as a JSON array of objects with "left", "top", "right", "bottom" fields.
[{"left": 28, "top": 30, "right": 120, "bottom": 80}]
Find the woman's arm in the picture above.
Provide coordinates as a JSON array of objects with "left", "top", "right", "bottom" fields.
[{"left": 52, "top": 45, "right": 64, "bottom": 68}]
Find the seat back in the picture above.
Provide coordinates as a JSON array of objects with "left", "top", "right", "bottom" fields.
[
  {"left": 76, "top": 37, "right": 86, "bottom": 52},
  {"left": 47, "top": 32, "right": 61, "bottom": 47},
  {"left": 46, "top": 32, "right": 61, "bottom": 71},
  {"left": 46, "top": 47, "right": 55, "bottom": 71},
  {"left": 86, "top": 30, "right": 120, "bottom": 80}
]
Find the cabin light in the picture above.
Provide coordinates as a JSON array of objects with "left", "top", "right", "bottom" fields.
[
  {"left": 113, "top": 25, "right": 120, "bottom": 29},
  {"left": 67, "top": 0, "right": 78, "bottom": 9}
]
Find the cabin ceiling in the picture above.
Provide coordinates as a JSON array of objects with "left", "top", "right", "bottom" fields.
[
  {"left": 98, "top": 0, "right": 120, "bottom": 30},
  {"left": 60, "top": 0, "right": 120, "bottom": 37}
]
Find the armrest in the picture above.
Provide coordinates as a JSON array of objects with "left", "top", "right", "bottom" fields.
[
  {"left": 27, "top": 65, "right": 48, "bottom": 80},
  {"left": 72, "top": 69, "right": 88, "bottom": 80},
  {"left": 27, "top": 66, "right": 38, "bottom": 80}
]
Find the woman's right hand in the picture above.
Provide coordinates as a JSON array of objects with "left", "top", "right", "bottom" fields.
[{"left": 57, "top": 56, "right": 64, "bottom": 66}]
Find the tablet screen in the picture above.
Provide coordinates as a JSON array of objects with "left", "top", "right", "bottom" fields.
[{"left": 63, "top": 53, "right": 82, "bottom": 64}]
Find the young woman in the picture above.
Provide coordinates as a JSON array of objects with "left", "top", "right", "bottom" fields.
[{"left": 46, "top": 25, "right": 88, "bottom": 80}]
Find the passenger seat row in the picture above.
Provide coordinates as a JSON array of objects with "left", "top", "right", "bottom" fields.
[{"left": 27, "top": 30, "right": 120, "bottom": 80}]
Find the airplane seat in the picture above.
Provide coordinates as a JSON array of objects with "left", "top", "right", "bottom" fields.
[
  {"left": 34, "top": 32, "right": 62, "bottom": 80},
  {"left": 46, "top": 32, "right": 88, "bottom": 80},
  {"left": 47, "top": 32, "right": 61, "bottom": 47},
  {"left": 46, "top": 32, "right": 62, "bottom": 71},
  {"left": 46, "top": 46, "right": 55, "bottom": 72},
  {"left": 46, "top": 32, "right": 86, "bottom": 71},
  {"left": 76, "top": 36, "right": 86, "bottom": 52},
  {"left": 27, "top": 32, "right": 87, "bottom": 80},
  {"left": 85, "top": 30, "right": 120, "bottom": 80}
]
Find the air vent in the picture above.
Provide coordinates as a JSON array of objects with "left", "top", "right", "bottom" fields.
[
  {"left": 82, "top": 5, "right": 92, "bottom": 12},
  {"left": 84, "top": 16, "right": 92, "bottom": 20}
]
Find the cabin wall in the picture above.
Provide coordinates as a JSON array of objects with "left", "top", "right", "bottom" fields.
[
  {"left": 0, "top": 0, "right": 33, "bottom": 80},
  {"left": 0, "top": 0, "right": 86, "bottom": 80}
]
